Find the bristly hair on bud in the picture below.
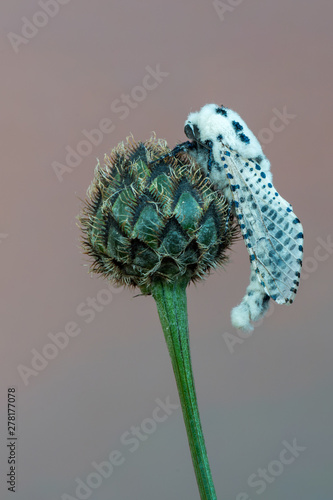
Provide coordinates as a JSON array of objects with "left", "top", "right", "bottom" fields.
[{"left": 78, "top": 135, "right": 239, "bottom": 294}]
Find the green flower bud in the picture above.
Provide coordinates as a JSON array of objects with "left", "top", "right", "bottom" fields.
[
  {"left": 78, "top": 136, "right": 238, "bottom": 293},
  {"left": 78, "top": 135, "right": 238, "bottom": 499}
]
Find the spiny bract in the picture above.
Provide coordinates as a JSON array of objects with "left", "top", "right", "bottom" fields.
[{"left": 78, "top": 135, "right": 238, "bottom": 293}]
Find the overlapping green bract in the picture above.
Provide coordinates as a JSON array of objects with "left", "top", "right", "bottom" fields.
[{"left": 79, "top": 136, "right": 238, "bottom": 292}]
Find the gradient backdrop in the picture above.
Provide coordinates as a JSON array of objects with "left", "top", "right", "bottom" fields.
[{"left": 1, "top": 1, "right": 333, "bottom": 499}]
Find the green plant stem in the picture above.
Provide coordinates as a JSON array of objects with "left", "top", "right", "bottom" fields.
[{"left": 151, "top": 277, "right": 217, "bottom": 500}]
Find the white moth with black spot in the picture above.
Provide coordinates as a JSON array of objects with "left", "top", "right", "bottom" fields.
[{"left": 175, "top": 103, "right": 303, "bottom": 331}]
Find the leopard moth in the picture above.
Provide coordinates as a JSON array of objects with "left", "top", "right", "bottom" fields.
[{"left": 172, "top": 103, "right": 303, "bottom": 331}]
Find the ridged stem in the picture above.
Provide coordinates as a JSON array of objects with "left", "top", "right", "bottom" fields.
[{"left": 151, "top": 277, "right": 217, "bottom": 500}]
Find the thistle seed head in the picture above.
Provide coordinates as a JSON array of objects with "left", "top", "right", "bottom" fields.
[{"left": 78, "top": 135, "right": 238, "bottom": 293}]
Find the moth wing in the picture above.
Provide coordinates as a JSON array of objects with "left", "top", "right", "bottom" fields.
[{"left": 219, "top": 149, "right": 303, "bottom": 304}]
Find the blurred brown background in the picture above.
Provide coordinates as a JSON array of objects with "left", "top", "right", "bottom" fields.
[{"left": 1, "top": 1, "right": 333, "bottom": 499}]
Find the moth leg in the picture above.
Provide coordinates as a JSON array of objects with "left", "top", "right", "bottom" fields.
[
  {"left": 149, "top": 141, "right": 194, "bottom": 166},
  {"left": 223, "top": 202, "right": 233, "bottom": 236},
  {"left": 231, "top": 266, "right": 271, "bottom": 331},
  {"left": 171, "top": 141, "right": 195, "bottom": 155},
  {"left": 206, "top": 141, "right": 215, "bottom": 173}
]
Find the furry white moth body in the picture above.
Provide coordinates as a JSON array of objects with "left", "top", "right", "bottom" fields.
[{"left": 175, "top": 103, "right": 303, "bottom": 331}]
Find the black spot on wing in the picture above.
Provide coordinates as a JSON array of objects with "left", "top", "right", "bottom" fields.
[
  {"left": 232, "top": 120, "right": 243, "bottom": 132},
  {"left": 239, "top": 133, "right": 250, "bottom": 144},
  {"left": 216, "top": 106, "right": 227, "bottom": 116}
]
